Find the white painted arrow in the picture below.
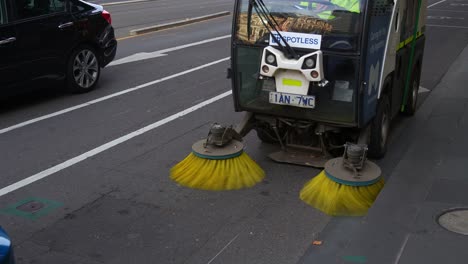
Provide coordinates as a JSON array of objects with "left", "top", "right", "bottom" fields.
[
  {"left": 418, "top": 86, "right": 430, "bottom": 94},
  {"left": 109, "top": 35, "right": 230, "bottom": 67},
  {"left": 109, "top": 52, "right": 167, "bottom": 66}
]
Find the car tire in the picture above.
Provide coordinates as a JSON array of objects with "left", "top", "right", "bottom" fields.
[
  {"left": 402, "top": 67, "right": 420, "bottom": 116},
  {"left": 67, "top": 46, "right": 101, "bottom": 93},
  {"left": 368, "top": 95, "right": 390, "bottom": 159}
]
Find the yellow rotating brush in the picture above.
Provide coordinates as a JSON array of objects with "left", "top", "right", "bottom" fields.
[
  {"left": 170, "top": 124, "right": 265, "bottom": 191},
  {"left": 300, "top": 143, "right": 384, "bottom": 216}
]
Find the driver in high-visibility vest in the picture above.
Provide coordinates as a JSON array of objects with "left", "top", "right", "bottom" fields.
[{"left": 299, "top": 0, "right": 360, "bottom": 19}]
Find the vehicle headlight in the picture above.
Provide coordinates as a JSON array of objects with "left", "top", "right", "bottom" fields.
[
  {"left": 266, "top": 54, "right": 275, "bottom": 64},
  {"left": 305, "top": 58, "right": 315, "bottom": 68},
  {"left": 301, "top": 55, "right": 317, "bottom": 69},
  {"left": 265, "top": 51, "right": 277, "bottom": 66}
]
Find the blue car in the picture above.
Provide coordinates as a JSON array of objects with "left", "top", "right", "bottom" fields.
[{"left": 0, "top": 227, "right": 14, "bottom": 264}]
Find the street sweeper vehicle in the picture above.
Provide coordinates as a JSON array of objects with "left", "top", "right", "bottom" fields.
[
  {"left": 230, "top": 0, "right": 427, "bottom": 162},
  {"left": 171, "top": 0, "right": 427, "bottom": 216}
]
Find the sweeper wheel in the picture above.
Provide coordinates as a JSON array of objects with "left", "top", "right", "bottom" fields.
[
  {"left": 403, "top": 67, "right": 420, "bottom": 116},
  {"left": 368, "top": 95, "right": 390, "bottom": 159}
]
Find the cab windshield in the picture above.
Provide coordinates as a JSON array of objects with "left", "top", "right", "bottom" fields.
[{"left": 235, "top": 0, "right": 364, "bottom": 51}]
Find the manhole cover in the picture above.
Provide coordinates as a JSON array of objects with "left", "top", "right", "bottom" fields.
[
  {"left": 438, "top": 209, "right": 468, "bottom": 235},
  {"left": 16, "top": 201, "right": 45, "bottom": 213},
  {"left": 0, "top": 197, "right": 63, "bottom": 220}
]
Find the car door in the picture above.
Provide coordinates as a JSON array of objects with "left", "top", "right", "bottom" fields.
[
  {"left": 11, "top": 0, "right": 77, "bottom": 82},
  {"left": 0, "top": 0, "right": 22, "bottom": 94}
]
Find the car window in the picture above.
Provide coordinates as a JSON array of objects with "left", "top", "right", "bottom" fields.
[
  {"left": 0, "top": 0, "right": 6, "bottom": 24},
  {"left": 70, "top": 0, "right": 92, "bottom": 13},
  {"left": 15, "top": 0, "right": 65, "bottom": 20}
]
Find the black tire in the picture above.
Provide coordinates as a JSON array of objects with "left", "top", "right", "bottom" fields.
[
  {"left": 368, "top": 95, "right": 390, "bottom": 159},
  {"left": 402, "top": 67, "right": 420, "bottom": 116},
  {"left": 67, "top": 45, "right": 101, "bottom": 93}
]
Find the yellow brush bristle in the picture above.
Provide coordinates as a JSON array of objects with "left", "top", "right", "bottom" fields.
[
  {"left": 170, "top": 152, "right": 265, "bottom": 190},
  {"left": 300, "top": 170, "right": 384, "bottom": 216}
]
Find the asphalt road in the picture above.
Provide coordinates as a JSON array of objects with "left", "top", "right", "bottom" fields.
[
  {"left": 1, "top": 0, "right": 468, "bottom": 263},
  {"left": 93, "top": 0, "right": 234, "bottom": 38}
]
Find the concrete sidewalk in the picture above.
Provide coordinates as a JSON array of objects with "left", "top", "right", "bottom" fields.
[{"left": 299, "top": 44, "right": 468, "bottom": 264}]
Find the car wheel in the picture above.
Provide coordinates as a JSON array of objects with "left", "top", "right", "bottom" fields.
[
  {"left": 67, "top": 46, "right": 101, "bottom": 93},
  {"left": 402, "top": 67, "right": 420, "bottom": 116},
  {"left": 368, "top": 95, "right": 390, "bottom": 159}
]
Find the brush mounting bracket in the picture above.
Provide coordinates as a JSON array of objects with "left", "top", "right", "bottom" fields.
[{"left": 342, "top": 143, "right": 368, "bottom": 178}]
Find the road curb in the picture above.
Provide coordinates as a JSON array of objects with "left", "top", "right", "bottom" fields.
[{"left": 129, "top": 11, "right": 231, "bottom": 36}]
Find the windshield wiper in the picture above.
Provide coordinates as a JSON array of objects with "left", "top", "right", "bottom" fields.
[
  {"left": 247, "top": 0, "right": 299, "bottom": 59},
  {"left": 255, "top": 0, "right": 299, "bottom": 59}
]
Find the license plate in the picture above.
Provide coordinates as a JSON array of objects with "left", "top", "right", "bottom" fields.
[{"left": 269, "top": 92, "right": 315, "bottom": 109}]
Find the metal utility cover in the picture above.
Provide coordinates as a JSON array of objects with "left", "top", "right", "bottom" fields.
[
  {"left": 16, "top": 200, "right": 45, "bottom": 213},
  {"left": 0, "top": 198, "right": 63, "bottom": 220},
  {"left": 438, "top": 209, "right": 468, "bottom": 235}
]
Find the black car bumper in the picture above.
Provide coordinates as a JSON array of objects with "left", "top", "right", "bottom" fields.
[{"left": 99, "top": 25, "right": 117, "bottom": 67}]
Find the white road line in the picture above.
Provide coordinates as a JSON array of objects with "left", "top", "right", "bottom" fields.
[
  {"left": 0, "top": 57, "right": 230, "bottom": 135},
  {"left": 207, "top": 234, "right": 240, "bottom": 264},
  {"left": 102, "top": 0, "right": 149, "bottom": 6},
  {"left": 427, "top": 24, "right": 468, "bottom": 29},
  {"left": 394, "top": 234, "right": 410, "bottom": 264},
  {"left": 428, "top": 9, "right": 468, "bottom": 12},
  {"left": 0, "top": 90, "right": 233, "bottom": 197},
  {"left": 418, "top": 86, "right": 430, "bottom": 93},
  {"left": 428, "top": 0, "right": 446, "bottom": 8},
  {"left": 110, "top": 35, "right": 231, "bottom": 66},
  {"left": 427, "top": 15, "right": 464, "bottom": 20},
  {"left": 450, "top": 3, "right": 468, "bottom": 6}
]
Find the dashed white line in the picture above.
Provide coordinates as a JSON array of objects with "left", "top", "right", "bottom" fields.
[
  {"left": 427, "top": 24, "right": 468, "bottom": 29},
  {"left": 394, "top": 234, "right": 410, "bottom": 264},
  {"left": 102, "top": 0, "right": 150, "bottom": 6},
  {"left": 0, "top": 57, "right": 230, "bottom": 135},
  {"left": 428, "top": 0, "right": 446, "bottom": 8},
  {"left": 0, "top": 90, "right": 232, "bottom": 197},
  {"left": 427, "top": 15, "right": 464, "bottom": 20}
]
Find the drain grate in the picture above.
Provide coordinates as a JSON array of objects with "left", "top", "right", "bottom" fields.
[{"left": 438, "top": 208, "right": 468, "bottom": 235}]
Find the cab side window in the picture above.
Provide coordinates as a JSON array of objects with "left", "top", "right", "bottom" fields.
[
  {"left": 15, "top": 0, "right": 65, "bottom": 20},
  {"left": 0, "top": 0, "right": 6, "bottom": 24}
]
